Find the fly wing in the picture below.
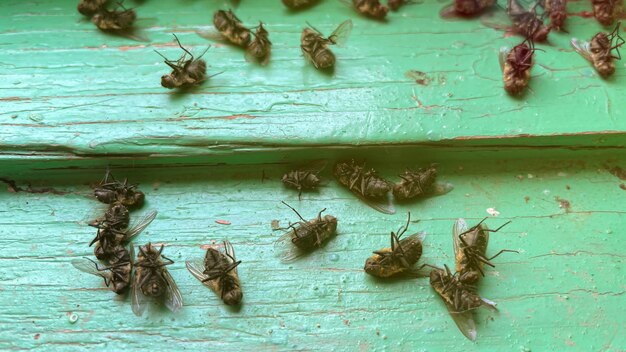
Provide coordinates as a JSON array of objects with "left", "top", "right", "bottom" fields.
[
  {"left": 499, "top": 46, "right": 511, "bottom": 72},
  {"left": 439, "top": 4, "right": 458, "bottom": 19},
  {"left": 453, "top": 218, "right": 468, "bottom": 270},
  {"left": 71, "top": 258, "right": 109, "bottom": 279},
  {"left": 350, "top": 190, "right": 396, "bottom": 215},
  {"left": 329, "top": 19, "right": 353, "bottom": 47},
  {"left": 570, "top": 38, "right": 593, "bottom": 63},
  {"left": 131, "top": 265, "right": 148, "bottom": 317},
  {"left": 448, "top": 310, "right": 478, "bottom": 341},
  {"left": 273, "top": 231, "right": 304, "bottom": 263},
  {"left": 162, "top": 268, "right": 183, "bottom": 313},
  {"left": 124, "top": 210, "right": 157, "bottom": 242},
  {"left": 196, "top": 29, "right": 227, "bottom": 43},
  {"left": 431, "top": 181, "right": 454, "bottom": 196},
  {"left": 186, "top": 259, "right": 209, "bottom": 283}
]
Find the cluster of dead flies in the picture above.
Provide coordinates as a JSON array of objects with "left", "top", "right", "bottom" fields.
[
  {"left": 433, "top": 0, "right": 626, "bottom": 95},
  {"left": 277, "top": 159, "right": 518, "bottom": 341},
  {"left": 77, "top": 0, "right": 626, "bottom": 95},
  {"left": 72, "top": 171, "right": 242, "bottom": 317}
]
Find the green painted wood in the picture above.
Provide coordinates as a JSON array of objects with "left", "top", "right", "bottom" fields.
[
  {"left": 1, "top": 151, "right": 625, "bottom": 350},
  {"left": 1, "top": 0, "right": 626, "bottom": 351},
  {"left": 1, "top": 0, "right": 626, "bottom": 158}
]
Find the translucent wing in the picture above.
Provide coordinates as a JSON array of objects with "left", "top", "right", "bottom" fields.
[
  {"left": 405, "top": 231, "right": 427, "bottom": 243},
  {"left": 196, "top": 29, "right": 227, "bottom": 43},
  {"left": 328, "top": 19, "right": 353, "bottom": 47},
  {"left": 570, "top": 38, "right": 592, "bottom": 63},
  {"left": 71, "top": 258, "right": 110, "bottom": 279},
  {"left": 162, "top": 268, "right": 183, "bottom": 313},
  {"left": 125, "top": 210, "right": 157, "bottom": 241},
  {"left": 499, "top": 46, "right": 511, "bottom": 72},
  {"left": 131, "top": 258, "right": 148, "bottom": 317},
  {"left": 186, "top": 259, "right": 209, "bottom": 283},
  {"left": 431, "top": 181, "right": 454, "bottom": 196},
  {"left": 352, "top": 190, "right": 396, "bottom": 215},
  {"left": 453, "top": 218, "right": 469, "bottom": 262},
  {"left": 447, "top": 310, "right": 478, "bottom": 341},
  {"left": 273, "top": 231, "right": 303, "bottom": 263}
]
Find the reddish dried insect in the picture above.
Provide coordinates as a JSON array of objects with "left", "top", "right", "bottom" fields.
[
  {"left": 507, "top": 0, "right": 551, "bottom": 42},
  {"left": 440, "top": 0, "right": 496, "bottom": 18},
  {"left": 499, "top": 39, "right": 538, "bottom": 95},
  {"left": 540, "top": 0, "right": 567, "bottom": 31},
  {"left": 282, "top": 0, "right": 321, "bottom": 9},
  {"left": 346, "top": 0, "right": 389, "bottom": 19},
  {"left": 572, "top": 23, "right": 625, "bottom": 77},
  {"left": 591, "top": 0, "right": 622, "bottom": 26}
]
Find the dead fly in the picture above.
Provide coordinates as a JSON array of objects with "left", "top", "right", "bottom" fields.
[
  {"left": 393, "top": 164, "right": 453, "bottom": 202},
  {"left": 281, "top": 160, "right": 327, "bottom": 199},
  {"left": 274, "top": 202, "right": 338, "bottom": 263},
  {"left": 186, "top": 240, "right": 243, "bottom": 306},
  {"left": 94, "top": 202, "right": 130, "bottom": 230},
  {"left": 92, "top": 2, "right": 136, "bottom": 31},
  {"left": 499, "top": 38, "right": 538, "bottom": 95},
  {"left": 198, "top": 9, "right": 251, "bottom": 47},
  {"left": 343, "top": 0, "right": 389, "bottom": 20},
  {"left": 156, "top": 34, "right": 214, "bottom": 89},
  {"left": 591, "top": 0, "right": 622, "bottom": 26},
  {"left": 132, "top": 243, "right": 183, "bottom": 316},
  {"left": 364, "top": 212, "right": 425, "bottom": 278},
  {"left": 539, "top": 0, "right": 567, "bottom": 31},
  {"left": 334, "top": 160, "right": 394, "bottom": 214},
  {"left": 93, "top": 170, "right": 145, "bottom": 209},
  {"left": 245, "top": 22, "right": 272, "bottom": 65},
  {"left": 571, "top": 23, "right": 625, "bottom": 78},
  {"left": 282, "top": 0, "right": 321, "bottom": 9},
  {"left": 72, "top": 245, "right": 134, "bottom": 294},
  {"left": 505, "top": 0, "right": 551, "bottom": 42},
  {"left": 77, "top": 0, "right": 106, "bottom": 17},
  {"left": 428, "top": 264, "right": 497, "bottom": 341},
  {"left": 453, "top": 218, "right": 517, "bottom": 284},
  {"left": 90, "top": 210, "right": 157, "bottom": 261},
  {"left": 301, "top": 19, "right": 353, "bottom": 70},
  {"left": 440, "top": 0, "right": 496, "bottom": 18}
]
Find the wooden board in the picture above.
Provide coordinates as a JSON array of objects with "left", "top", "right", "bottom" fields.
[{"left": 1, "top": 0, "right": 626, "bottom": 351}]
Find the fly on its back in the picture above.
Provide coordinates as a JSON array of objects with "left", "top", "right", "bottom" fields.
[
  {"left": 591, "top": 0, "right": 622, "bottom": 26},
  {"left": 347, "top": 0, "right": 389, "bottom": 20},
  {"left": 132, "top": 243, "right": 183, "bottom": 316},
  {"left": 72, "top": 244, "right": 134, "bottom": 294},
  {"left": 77, "top": 0, "right": 106, "bottom": 17},
  {"left": 156, "top": 34, "right": 215, "bottom": 90},
  {"left": 213, "top": 9, "right": 251, "bottom": 47},
  {"left": 499, "top": 38, "right": 538, "bottom": 95},
  {"left": 428, "top": 264, "right": 498, "bottom": 341},
  {"left": 334, "top": 159, "right": 394, "bottom": 214},
  {"left": 506, "top": 0, "right": 551, "bottom": 42},
  {"left": 274, "top": 202, "right": 338, "bottom": 262},
  {"left": 571, "top": 23, "right": 625, "bottom": 78},
  {"left": 91, "top": 1, "right": 137, "bottom": 32},
  {"left": 186, "top": 240, "right": 243, "bottom": 306},
  {"left": 453, "top": 218, "right": 517, "bottom": 284},
  {"left": 245, "top": 22, "right": 272, "bottom": 66},
  {"left": 93, "top": 169, "right": 145, "bottom": 209},
  {"left": 301, "top": 19, "right": 353, "bottom": 70},
  {"left": 364, "top": 212, "right": 426, "bottom": 278},
  {"left": 281, "top": 160, "right": 327, "bottom": 199}
]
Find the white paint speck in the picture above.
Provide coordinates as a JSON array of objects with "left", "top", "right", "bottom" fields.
[{"left": 486, "top": 208, "right": 500, "bottom": 216}]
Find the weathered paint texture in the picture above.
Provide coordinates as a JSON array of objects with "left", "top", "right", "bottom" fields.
[{"left": 1, "top": 0, "right": 626, "bottom": 351}]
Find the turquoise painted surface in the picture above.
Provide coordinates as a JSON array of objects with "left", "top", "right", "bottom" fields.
[
  {"left": 1, "top": 0, "right": 626, "bottom": 158},
  {"left": 1, "top": 0, "right": 626, "bottom": 351},
  {"left": 1, "top": 150, "right": 626, "bottom": 351}
]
